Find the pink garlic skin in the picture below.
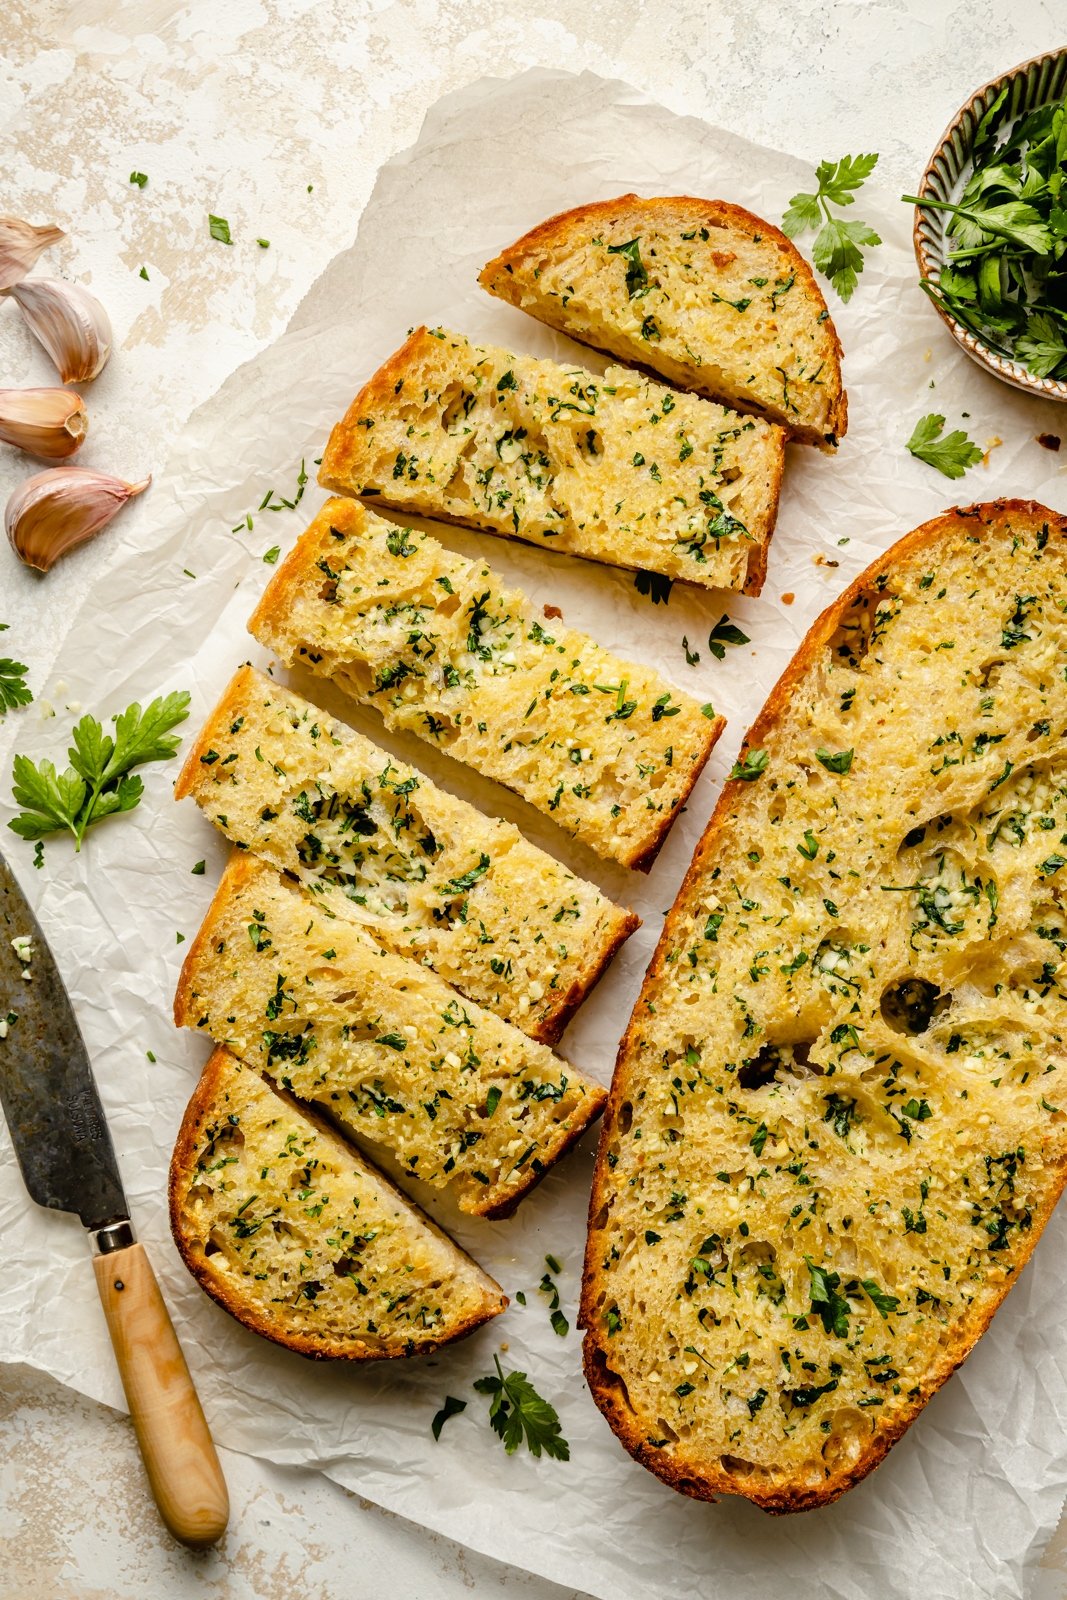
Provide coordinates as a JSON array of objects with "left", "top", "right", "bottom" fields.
[
  {"left": 0, "top": 216, "right": 65, "bottom": 292},
  {"left": 5, "top": 278, "right": 112, "bottom": 383},
  {"left": 5, "top": 467, "right": 150, "bottom": 572}
]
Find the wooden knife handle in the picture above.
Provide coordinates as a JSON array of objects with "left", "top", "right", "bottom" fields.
[{"left": 92, "top": 1240, "right": 229, "bottom": 1548}]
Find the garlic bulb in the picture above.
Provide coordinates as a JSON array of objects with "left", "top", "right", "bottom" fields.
[
  {"left": 5, "top": 278, "right": 112, "bottom": 383},
  {"left": 6, "top": 468, "right": 150, "bottom": 572},
  {"left": 0, "top": 216, "right": 65, "bottom": 292},
  {"left": 0, "top": 388, "right": 87, "bottom": 460}
]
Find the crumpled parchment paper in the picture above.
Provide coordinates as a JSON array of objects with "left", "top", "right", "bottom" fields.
[{"left": 2, "top": 67, "right": 1067, "bottom": 1600}]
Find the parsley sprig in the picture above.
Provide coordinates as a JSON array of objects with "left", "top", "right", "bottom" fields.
[
  {"left": 906, "top": 413, "right": 983, "bottom": 479},
  {"left": 782, "top": 153, "right": 882, "bottom": 301},
  {"left": 0, "top": 626, "right": 31, "bottom": 716},
  {"left": 9, "top": 691, "right": 190, "bottom": 850},
  {"left": 473, "top": 1356, "right": 570, "bottom": 1460}
]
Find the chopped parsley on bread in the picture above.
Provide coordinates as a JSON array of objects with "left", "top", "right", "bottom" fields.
[
  {"left": 582, "top": 502, "right": 1067, "bottom": 1510},
  {"left": 248, "top": 497, "right": 722, "bottom": 871},
  {"left": 480, "top": 194, "right": 846, "bottom": 447},
  {"left": 175, "top": 854, "right": 607, "bottom": 1218},
  {"left": 318, "top": 326, "right": 785, "bottom": 594},
  {"left": 170, "top": 1046, "right": 506, "bottom": 1358},
  {"left": 175, "top": 666, "right": 638, "bottom": 1044}
]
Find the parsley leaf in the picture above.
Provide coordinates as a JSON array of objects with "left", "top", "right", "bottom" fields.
[
  {"left": 431, "top": 1395, "right": 467, "bottom": 1441},
  {"left": 9, "top": 691, "right": 190, "bottom": 850},
  {"left": 708, "top": 615, "right": 750, "bottom": 660},
  {"left": 1015, "top": 310, "right": 1067, "bottom": 378},
  {"left": 472, "top": 1356, "right": 569, "bottom": 1460},
  {"left": 806, "top": 1258, "right": 851, "bottom": 1338},
  {"left": 815, "top": 747, "right": 854, "bottom": 775},
  {"left": 606, "top": 237, "right": 648, "bottom": 299},
  {"left": 782, "top": 154, "right": 881, "bottom": 301},
  {"left": 129, "top": 171, "right": 148, "bottom": 188},
  {"left": 0, "top": 630, "right": 32, "bottom": 715},
  {"left": 208, "top": 214, "right": 232, "bottom": 245},
  {"left": 730, "top": 748, "right": 768, "bottom": 782},
  {"left": 906, "top": 413, "right": 983, "bottom": 479},
  {"left": 861, "top": 1279, "right": 901, "bottom": 1319}
]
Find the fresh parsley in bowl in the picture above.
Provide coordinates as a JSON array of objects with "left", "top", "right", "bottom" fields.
[{"left": 906, "top": 48, "right": 1067, "bottom": 400}]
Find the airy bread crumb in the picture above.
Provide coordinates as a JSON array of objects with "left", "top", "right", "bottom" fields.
[{"left": 583, "top": 500, "right": 1067, "bottom": 1510}]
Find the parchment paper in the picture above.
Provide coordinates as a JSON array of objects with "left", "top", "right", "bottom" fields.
[{"left": 2, "top": 68, "right": 1067, "bottom": 1600}]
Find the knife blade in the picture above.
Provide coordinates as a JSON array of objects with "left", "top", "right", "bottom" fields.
[
  {"left": 0, "top": 847, "right": 228, "bottom": 1548},
  {"left": 0, "top": 856, "right": 128, "bottom": 1231}
]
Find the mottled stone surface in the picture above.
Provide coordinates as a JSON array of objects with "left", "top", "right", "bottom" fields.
[{"left": 2, "top": 2, "right": 1066, "bottom": 1596}]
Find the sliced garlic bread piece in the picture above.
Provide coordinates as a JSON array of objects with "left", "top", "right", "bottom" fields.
[
  {"left": 318, "top": 326, "right": 785, "bottom": 595},
  {"left": 176, "top": 666, "right": 637, "bottom": 1044},
  {"left": 480, "top": 194, "right": 845, "bottom": 447},
  {"left": 170, "top": 1046, "right": 506, "bottom": 1358},
  {"left": 583, "top": 501, "right": 1067, "bottom": 1510},
  {"left": 175, "top": 854, "right": 606, "bottom": 1218},
  {"left": 248, "top": 497, "right": 721, "bottom": 872}
]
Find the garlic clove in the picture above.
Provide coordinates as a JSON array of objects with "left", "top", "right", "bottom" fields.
[
  {"left": 6, "top": 467, "right": 150, "bottom": 572},
  {"left": 5, "top": 278, "right": 112, "bottom": 383},
  {"left": 0, "top": 217, "right": 65, "bottom": 292},
  {"left": 0, "top": 388, "right": 88, "bottom": 461}
]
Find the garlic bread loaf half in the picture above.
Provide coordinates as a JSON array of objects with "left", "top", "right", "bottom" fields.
[
  {"left": 170, "top": 1046, "right": 506, "bottom": 1358},
  {"left": 249, "top": 497, "right": 721, "bottom": 871},
  {"left": 480, "top": 195, "right": 845, "bottom": 447},
  {"left": 318, "top": 326, "right": 785, "bottom": 595},
  {"left": 175, "top": 854, "right": 606, "bottom": 1218},
  {"left": 583, "top": 501, "right": 1067, "bottom": 1511},
  {"left": 176, "top": 666, "right": 638, "bottom": 1044}
]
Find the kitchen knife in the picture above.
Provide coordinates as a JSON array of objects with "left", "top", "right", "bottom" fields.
[{"left": 0, "top": 847, "right": 228, "bottom": 1549}]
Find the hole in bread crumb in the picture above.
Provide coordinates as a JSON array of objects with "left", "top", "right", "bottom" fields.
[
  {"left": 738, "top": 1040, "right": 816, "bottom": 1090},
  {"left": 880, "top": 978, "right": 949, "bottom": 1035},
  {"left": 617, "top": 1100, "right": 634, "bottom": 1135},
  {"left": 719, "top": 1453, "right": 758, "bottom": 1478},
  {"left": 827, "top": 590, "right": 900, "bottom": 669}
]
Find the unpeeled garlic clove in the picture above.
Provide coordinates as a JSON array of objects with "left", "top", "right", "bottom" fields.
[
  {"left": 0, "top": 216, "right": 65, "bottom": 292},
  {"left": 6, "top": 467, "right": 150, "bottom": 572},
  {"left": 5, "top": 278, "right": 112, "bottom": 383},
  {"left": 0, "top": 388, "right": 88, "bottom": 461}
]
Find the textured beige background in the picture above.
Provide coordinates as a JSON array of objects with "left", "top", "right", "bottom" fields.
[{"left": 2, "top": 2, "right": 1067, "bottom": 1597}]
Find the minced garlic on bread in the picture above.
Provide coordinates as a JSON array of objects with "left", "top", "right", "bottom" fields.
[
  {"left": 582, "top": 501, "right": 1067, "bottom": 1510},
  {"left": 175, "top": 854, "right": 607, "bottom": 1218},
  {"left": 247, "top": 497, "right": 722, "bottom": 872},
  {"left": 175, "top": 666, "right": 638, "bottom": 1045},
  {"left": 479, "top": 194, "right": 846, "bottom": 447},
  {"left": 318, "top": 326, "right": 785, "bottom": 595},
  {"left": 169, "top": 1046, "right": 506, "bottom": 1358}
]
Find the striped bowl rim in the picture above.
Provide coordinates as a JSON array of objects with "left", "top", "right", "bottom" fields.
[{"left": 914, "top": 47, "right": 1067, "bottom": 403}]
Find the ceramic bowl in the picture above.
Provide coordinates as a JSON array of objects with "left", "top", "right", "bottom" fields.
[{"left": 913, "top": 47, "right": 1067, "bottom": 401}]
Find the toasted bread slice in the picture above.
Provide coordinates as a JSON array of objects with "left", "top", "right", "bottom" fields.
[
  {"left": 176, "top": 666, "right": 637, "bottom": 1045},
  {"left": 175, "top": 854, "right": 606, "bottom": 1218},
  {"left": 480, "top": 194, "right": 846, "bottom": 447},
  {"left": 318, "top": 326, "right": 785, "bottom": 595},
  {"left": 248, "top": 497, "right": 722, "bottom": 872},
  {"left": 582, "top": 501, "right": 1067, "bottom": 1510},
  {"left": 170, "top": 1046, "right": 506, "bottom": 1358}
]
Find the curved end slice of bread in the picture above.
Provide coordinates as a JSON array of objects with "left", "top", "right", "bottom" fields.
[
  {"left": 479, "top": 194, "right": 846, "bottom": 448},
  {"left": 582, "top": 500, "right": 1067, "bottom": 1510},
  {"left": 318, "top": 325, "right": 785, "bottom": 596},
  {"left": 248, "top": 496, "right": 723, "bottom": 872},
  {"left": 175, "top": 664, "right": 638, "bottom": 1045},
  {"left": 175, "top": 852, "right": 608, "bottom": 1218},
  {"left": 170, "top": 1046, "right": 507, "bottom": 1359}
]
